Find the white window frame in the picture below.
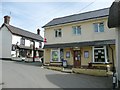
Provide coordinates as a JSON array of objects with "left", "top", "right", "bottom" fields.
[
  {"left": 50, "top": 48, "right": 60, "bottom": 62},
  {"left": 54, "top": 29, "right": 62, "bottom": 38},
  {"left": 94, "top": 22, "right": 104, "bottom": 33},
  {"left": 92, "top": 46, "right": 108, "bottom": 63},
  {"left": 72, "top": 26, "right": 81, "bottom": 35}
]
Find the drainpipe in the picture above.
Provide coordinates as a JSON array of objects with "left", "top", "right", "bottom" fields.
[{"left": 109, "top": 45, "right": 117, "bottom": 89}]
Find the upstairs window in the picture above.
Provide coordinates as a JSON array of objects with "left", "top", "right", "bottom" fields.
[
  {"left": 20, "top": 37, "right": 25, "bottom": 45},
  {"left": 55, "top": 29, "right": 62, "bottom": 37},
  {"left": 94, "top": 22, "right": 104, "bottom": 32},
  {"left": 72, "top": 26, "right": 81, "bottom": 35}
]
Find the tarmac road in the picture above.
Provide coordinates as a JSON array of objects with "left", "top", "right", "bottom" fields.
[{"left": 2, "top": 60, "right": 112, "bottom": 88}]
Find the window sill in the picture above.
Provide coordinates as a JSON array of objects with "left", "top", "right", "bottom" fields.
[
  {"left": 90, "top": 62, "right": 112, "bottom": 64},
  {"left": 50, "top": 61, "right": 62, "bottom": 63}
]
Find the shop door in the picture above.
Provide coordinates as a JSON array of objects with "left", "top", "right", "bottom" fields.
[{"left": 74, "top": 50, "right": 81, "bottom": 68}]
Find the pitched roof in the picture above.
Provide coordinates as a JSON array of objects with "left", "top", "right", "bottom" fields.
[
  {"left": 43, "top": 8, "right": 109, "bottom": 28},
  {"left": 2, "top": 24, "right": 43, "bottom": 41}
]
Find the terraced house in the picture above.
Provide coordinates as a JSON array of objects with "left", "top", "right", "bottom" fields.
[{"left": 43, "top": 8, "right": 116, "bottom": 69}]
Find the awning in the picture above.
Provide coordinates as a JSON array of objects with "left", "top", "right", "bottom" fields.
[{"left": 44, "top": 39, "right": 115, "bottom": 49}]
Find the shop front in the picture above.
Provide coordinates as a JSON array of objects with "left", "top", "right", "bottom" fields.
[{"left": 44, "top": 40, "right": 115, "bottom": 69}]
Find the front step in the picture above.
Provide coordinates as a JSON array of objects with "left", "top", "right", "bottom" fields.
[{"left": 62, "top": 68, "right": 72, "bottom": 73}]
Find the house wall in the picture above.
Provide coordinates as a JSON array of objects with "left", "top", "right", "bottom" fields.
[
  {"left": 81, "top": 47, "right": 92, "bottom": 66},
  {"left": 44, "top": 49, "right": 51, "bottom": 64},
  {"left": 12, "top": 35, "right": 39, "bottom": 47},
  {"left": 44, "top": 17, "right": 116, "bottom": 45},
  {"left": 12, "top": 35, "right": 21, "bottom": 45},
  {"left": 0, "top": 26, "right": 12, "bottom": 59},
  {"left": 11, "top": 35, "right": 40, "bottom": 57},
  {"left": 64, "top": 48, "right": 74, "bottom": 66},
  {"left": 108, "top": 45, "right": 116, "bottom": 64}
]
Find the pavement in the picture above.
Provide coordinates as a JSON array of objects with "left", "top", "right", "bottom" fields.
[{"left": 2, "top": 60, "right": 112, "bottom": 88}]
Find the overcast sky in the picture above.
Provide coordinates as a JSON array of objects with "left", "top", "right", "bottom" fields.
[{"left": 0, "top": 0, "right": 114, "bottom": 38}]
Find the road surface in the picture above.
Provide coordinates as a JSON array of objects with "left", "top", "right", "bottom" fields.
[{"left": 2, "top": 60, "right": 112, "bottom": 88}]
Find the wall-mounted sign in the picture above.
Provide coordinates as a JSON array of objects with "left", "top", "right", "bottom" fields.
[
  {"left": 66, "top": 51, "right": 70, "bottom": 58},
  {"left": 84, "top": 51, "right": 89, "bottom": 58}
]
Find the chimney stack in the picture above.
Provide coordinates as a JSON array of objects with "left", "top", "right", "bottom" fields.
[
  {"left": 4, "top": 16, "right": 10, "bottom": 24},
  {"left": 37, "top": 28, "right": 40, "bottom": 35}
]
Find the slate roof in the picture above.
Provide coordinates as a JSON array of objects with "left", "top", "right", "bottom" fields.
[
  {"left": 2, "top": 24, "right": 43, "bottom": 41},
  {"left": 43, "top": 8, "right": 109, "bottom": 28},
  {"left": 44, "top": 39, "right": 115, "bottom": 48}
]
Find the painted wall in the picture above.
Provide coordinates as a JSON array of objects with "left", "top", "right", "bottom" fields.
[
  {"left": 0, "top": 26, "right": 12, "bottom": 59},
  {"left": 81, "top": 47, "right": 92, "bottom": 66},
  {"left": 12, "top": 35, "right": 21, "bottom": 45},
  {"left": 12, "top": 35, "right": 39, "bottom": 47},
  {"left": 108, "top": 45, "right": 116, "bottom": 64},
  {"left": 64, "top": 48, "right": 74, "bottom": 66},
  {"left": 11, "top": 35, "right": 40, "bottom": 57},
  {"left": 44, "top": 49, "right": 51, "bottom": 64},
  {"left": 44, "top": 17, "right": 116, "bottom": 45}
]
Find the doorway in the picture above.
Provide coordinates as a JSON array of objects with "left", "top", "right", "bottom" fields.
[{"left": 73, "top": 50, "right": 81, "bottom": 68}]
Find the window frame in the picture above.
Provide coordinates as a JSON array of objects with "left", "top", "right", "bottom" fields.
[
  {"left": 50, "top": 48, "right": 61, "bottom": 62},
  {"left": 93, "top": 22, "right": 104, "bottom": 33},
  {"left": 92, "top": 46, "right": 108, "bottom": 63},
  {"left": 54, "top": 29, "right": 62, "bottom": 38},
  {"left": 20, "top": 37, "right": 25, "bottom": 45},
  {"left": 84, "top": 51, "right": 89, "bottom": 58},
  {"left": 72, "top": 26, "right": 81, "bottom": 35}
]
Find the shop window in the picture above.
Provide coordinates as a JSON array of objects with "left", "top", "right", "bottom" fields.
[
  {"left": 51, "top": 49, "right": 60, "bottom": 62},
  {"left": 93, "top": 46, "right": 108, "bottom": 63}
]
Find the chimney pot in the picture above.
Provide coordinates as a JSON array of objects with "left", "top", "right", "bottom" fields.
[
  {"left": 37, "top": 29, "right": 40, "bottom": 35},
  {"left": 4, "top": 16, "right": 10, "bottom": 24}
]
